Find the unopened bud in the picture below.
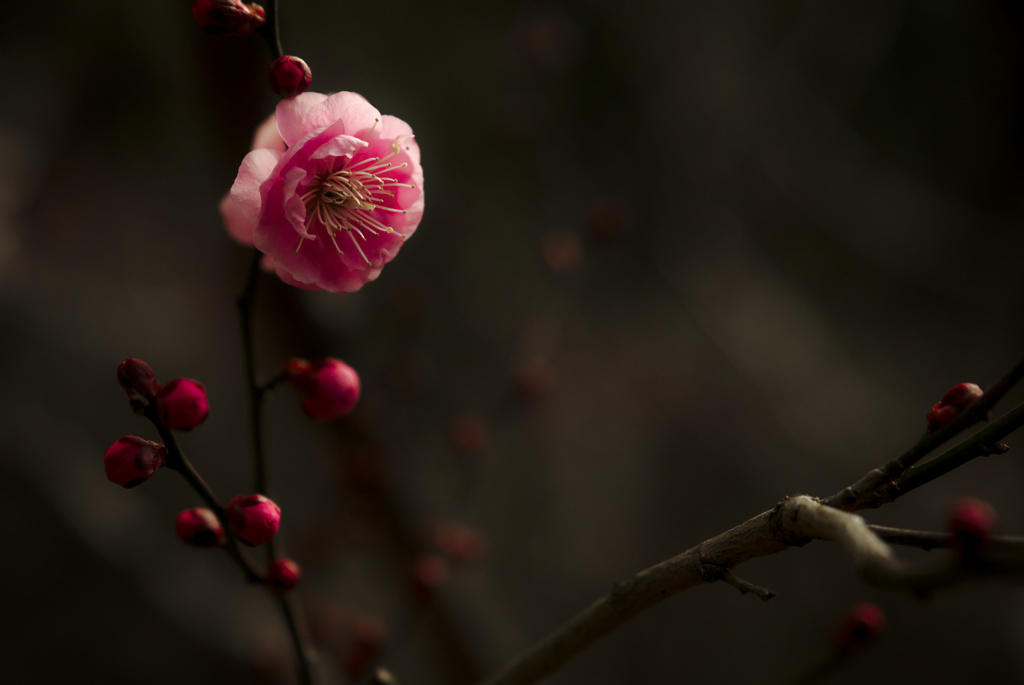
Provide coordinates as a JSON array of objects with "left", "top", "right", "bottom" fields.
[
  {"left": 267, "top": 557, "right": 302, "bottom": 590},
  {"left": 117, "top": 358, "right": 161, "bottom": 413},
  {"left": 410, "top": 554, "right": 449, "bottom": 602},
  {"left": 433, "top": 522, "right": 485, "bottom": 562},
  {"left": 176, "top": 508, "right": 227, "bottom": 547},
  {"left": 940, "top": 382, "right": 984, "bottom": 410},
  {"left": 156, "top": 378, "right": 210, "bottom": 431},
  {"left": 226, "top": 494, "right": 281, "bottom": 546},
  {"left": 927, "top": 382, "right": 984, "bottom": 432},
  {"left": 451, "top": 415, "right": 486, "bottom": 455},
  {"left": 832, "top": 603, "right": 885, "bottom": 653},
  {"left": 288, "top": 358, "right": 360, "bottom": 420},
  {"left": 192, "top": 0, "right": 266, "bottom": 37},
  {"left": 104, "top": 436, "right": 166, "bottom": 488},
  {"left": 340, "top": 617, "right": 385, "bottom": 680},
  {"left": 268, "top": 56, "right": 313, "bottom": 98},
  {"left": 949, "top": 497, "right": 997, "bottom": 557},
  {"left": 283, "top": 357, "right": 311, "bottom": 377}
]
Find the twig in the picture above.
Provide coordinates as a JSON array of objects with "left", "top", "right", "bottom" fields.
[
  {"left": 258, "top": 0, "right": 284, "bottom": 60},
  {"left": 779, "top": 496, "right": 1024, "bottom": 594},
  {"left": 720, "top": 570, "right": 776, "bottom": 601},
  {"left": 479, "top": 509, "right": 789, "bottom": 685},
  {"left": 146, "top": 407, "right": 263, "bottom": 583},
  {"left": 824, "top": 352, "right": 1024, "bottom": 511},
  {"left": 235, "top": 246, "right": 316, "bottom": 685},
  {"left": 884, "top": 403, "right": 1024, "bottom": 502}
]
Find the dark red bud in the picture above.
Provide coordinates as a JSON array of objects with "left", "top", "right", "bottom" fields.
[
  {"left": 104, "top": 436, "right": 166, "bottom": 488},
  {"left": 339, "top": 617, "right": 385, "bottom": 680},
  {"left": 451, "top": 415, "right": 487, "bottom": 455},
  {"left": 832, "top": 603, "right": 885, "bottom": 653},
  {"left": 156, "top": 378, "right": 210, "bottom": 431},
  {"left": 192, "top": 0, "right": 265, "bottom": 37},
  {"left": 949, "top": 497, "right": 997, "bottom": 557},
  {"left": 940, "top": 382, "right": 984, "bottom": 410},
  {"left": 410, "top": 554, "right": 448, "bottom": 602},
  {"left": 268, "top": 56, "right": 313, "bottom": 98},
  {"left": 267, "top": 557, "right": 302, "bottom": 590},
  {"left": 288, "top": 358, "right": 360, "bottom": 420},
  {"left": 225, "top": 494, "right": 281, "bottom": 546},
  {"left": 175, "top": 508, "right": 227, "bottom": 547},
  {"left": 117, "top": 358, "right": 161, "bottom": 413}
]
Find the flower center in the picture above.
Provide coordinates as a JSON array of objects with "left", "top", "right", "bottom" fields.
[{"left": 300, "top": 147, "right": 414, "bottom": 265}]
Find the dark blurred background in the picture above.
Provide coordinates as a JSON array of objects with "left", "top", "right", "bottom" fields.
[{"left": 4, "top": 1, "right": 1024, "bottom": 683}]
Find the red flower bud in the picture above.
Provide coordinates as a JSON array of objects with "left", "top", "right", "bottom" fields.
[
  {"left": 926, "top": 382, "right": 984, "bottom": 432},
  {"left": 192, "top": 0, "right": 265, "bottom": 37},
  {"left": 175, "top": 508, "right": 227, "bottom": 548},
  {"left": 832, "top": 603, "right": 885, "bottom": 653},
  {"left": 268, "top": 56, "right": 313, "bottom": 98},
  {"left": 339, "top": 616, "right": 385, "bottom": 680},
  {"left": 289, "top": 358, "right": 360, "bottom": 420},
  {"left": 949, "top": 497, "right": 997, "bottom": 556},
  {"left": 156, "top": 378, "right": 210, "bottom": 431},
  {"left": 451, "top": 415, "right": 487, "bottom": 455},
  {"left": 433, "top": 522, "right": 485, "bottom": 562},
  {"left": 410, "top": 554, "right": 449, "bottom": 602},
  {"left": 267, "top": 557, "right": 302, "bottom": 590},
  {"left": 117, "top": 358, "right": 161, "bottom": 413},
  {"left": 226, "top": 494, "right": 281, "bottom": 546},
  {"left": 515, "top": 356, "right": 555, "bottom": 400},
  {"left": 940, "top": 382, "right": 984, "bottom": 410},
  {"left": 925, "top": 403, "right": 958, "bottom": 432},
  {"left": 283, "top": 357, "right": 311, "bottom": 377},
  {"left": 104, "top": 436, "right": 166, "bottom": 488}
]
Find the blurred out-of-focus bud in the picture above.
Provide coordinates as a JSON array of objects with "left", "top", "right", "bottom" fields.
[
  {"left": 949, "top": 497, "right": 997, "bottom": 558},
  {"left": 339, "top": 616, "right": 385, "bottom": 680},
  {"left": 176, "top": 507, "right": 227, "bottom": 548},
  {"left": 451, "top": 414, "right": 487, "bottom": 455},
  {"left": 410, "top": 554, "right": 449, "bottom": 602},
  {"left": 192, "top": 0, "right": 266, "bottom": 37},
  {"left": 832, "top": 603, "right": 885, "bottom": 653},
  {"left": 267, "top": 557, "right": 303, "bottom": 590}
]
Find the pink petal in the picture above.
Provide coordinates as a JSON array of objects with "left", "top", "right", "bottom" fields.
[
  {"left": 218, "top": 193, "right": 252, "bottom": 245},
  {"left": 378, "top": 114, "right": 421, "bottom": 168},
  {"left": 276, "top": 92, "right": 329, "bottom": 147},
  {"left": 309, "top": 134, "right": 368, "bottom": 161},
  {"left": 252, "top": 114, "right": 286, "bottom": 152},
  {"left": 302, "top": 92, "right": 381, "bottom": 138},
  {"left": 226, "top": 147, "right": 283, "bottom": 243}
]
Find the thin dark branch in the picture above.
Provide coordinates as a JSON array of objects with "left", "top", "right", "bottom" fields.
[
  {"left": 868, "top": 525, "right": 951, "bottom": 551},
  {"left": 720, "top": 570, "right": 775, "bottom": 601},
  {"left": 870, "top": 525, "right": 1024, "bottom": 554},
  {"left": 235, "top": 246, "right": 315, "bottom": 684},
  {"left": 259, "top": 0, "right": 284, "bottom": 60},
  {"left": 886, "top": 402, "right": 1024, "bottom": 502},
  {"left": 824, "top": 352, "right": 1024, "bottom": 511},
  {"left": 237, "top": 248, "right": 270, "bottom": 496},
  {"left": 146, "top": 408, "right": 263, "bottom": 582}
]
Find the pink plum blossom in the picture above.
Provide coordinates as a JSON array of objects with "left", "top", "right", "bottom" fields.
[{"left": 221, "top": 91, "right": 424, "bottom": 293}]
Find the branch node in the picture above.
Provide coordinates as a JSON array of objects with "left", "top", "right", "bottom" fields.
[{"left": 720, "top": 570, "right": 776, "bottom": 601}]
